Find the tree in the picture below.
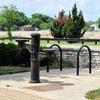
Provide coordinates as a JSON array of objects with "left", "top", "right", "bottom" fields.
[
  {"left": 12, "top": 11, "right": 29, "bottom": 30},
  {"left": 72, "top": 3, "right": 78, "bottom": 21},
  {"left": 30, "top": 13, "right": 54, "bottom": 29},
  {"left": 97, "top": 18, "right": 100, "bottom": 28},
  {"left": 40, "top": 22, "right": 50, "bottom": 29},
  {"left": 64, "top": 4, "right": 85, "bottom": 38},
  {"left": 51, "top": 3, "right": 85, "bottom": 38},
  {"left": 0, "top": 4, "right": 29, "bottom": 37},
  {"left": 1, "top": 5, "right": 18, "bottom": 38},
  {"left": 83, "top": 22, "right": 91, "bottom": 31},
  {"left": 50, "top": 10, "right": 67, "bottom": 38}
]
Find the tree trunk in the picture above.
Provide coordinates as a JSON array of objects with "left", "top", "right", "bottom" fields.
[{"left": 7, "top": 26, "right": 12, "bottom": 40}]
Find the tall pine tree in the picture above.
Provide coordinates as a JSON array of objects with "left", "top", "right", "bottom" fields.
[
  {"left": 50, "top": 3, "right": 85, "bottom": 38},
  {"left": 64, "top": 3, "right": 85, "bottom": 38}
]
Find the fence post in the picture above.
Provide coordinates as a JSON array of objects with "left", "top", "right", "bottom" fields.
[{"left": 30, "top": 33, "right": 40, "bottom": 83}]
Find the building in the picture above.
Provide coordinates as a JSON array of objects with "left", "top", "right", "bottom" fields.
[
  {"left": 19, "top": 25, "right": 35, "bottom": 31},
  {"left": 90, "top": 23, "right": 100, "bottom": 31}
]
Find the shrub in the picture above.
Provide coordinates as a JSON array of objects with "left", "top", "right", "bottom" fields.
[
  {"left": 0, "top": 43, "right": 31, "bottom": 67},
  {"left": 0, "top": 43, "right": 21, "bottom": 65},
  {"left": 19, "top": 48, "right": 30, "bottom": 67}
]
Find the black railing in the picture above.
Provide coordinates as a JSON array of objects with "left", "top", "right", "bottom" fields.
[
  {"left": 41, "top": 38, "right": 100, "bottom": 44},
  {"left": 1, "top": 37, "right": 100, "bottom": 45}
]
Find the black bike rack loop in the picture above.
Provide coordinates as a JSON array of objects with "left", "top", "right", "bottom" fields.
[
  {"left": 49, "top": 44, "right": 63, "bottom": 71},
  {"left": 77, "top": 45, "right": 92, "bottom": 75}
]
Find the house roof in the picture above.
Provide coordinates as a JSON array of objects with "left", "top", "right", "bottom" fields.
[{"left": 20, "top": 25, "right": 33, "bottom": 28}]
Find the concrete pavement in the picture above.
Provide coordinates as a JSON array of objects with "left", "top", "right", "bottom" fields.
[{"left": 0, "top": 68, "right": 100, "bottom": 100}]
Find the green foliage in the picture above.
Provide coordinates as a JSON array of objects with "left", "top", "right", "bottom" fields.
[
  {"left": 20, "top": 48, "right": 30, "bottom": 67},
  {"left": 0, "top": 43, "right": 31, "bottom": 66},
  {"left": 30, "top": 13, "right": 54, "bottom": 29},
  {"left": 97, "top": 18, "right": 100, "bottom": 28},
  {"left": 1, "top": 5, "right": 17, "bottom": 38},
  {"left": 0, "top": 66, "right": 30, "bottom": 75},
  {"left": 12, "top": 11, "right": 29, "bottom": 30},
  {"left": 0, "top": 43, "right": 21, "bottom": 65},
  {"left": 51, "top": 10, "right": 66, "bottom": 38},
  {"left": 40, "top": 22, "right": 50, "bottom": 29},
  {"left": 51, "top": 3, "right": 85, "bottom": 38},
  {"left": 0, "top": 4, "right": 29, "bottom": 37},
  {"left": 86, "top": 88, "right": 100, "bottom": 100},
  {"left": 84, "top": 22, "right": 91, "bottom": 31},
  {"left": 64, "top": 4, "right": 85, "bottom": 38}
]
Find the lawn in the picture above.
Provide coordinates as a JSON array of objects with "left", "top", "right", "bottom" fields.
[
  {"left": 0, "top": 39, "right": 16, "bottom": 44},
  {"left": 0, "top": 36, "right": 100, "bottom": 46},
  {"left": 40, "top": 40, "right": 100, "bottom": 46},
  {"left": 0, "top": 66, "right": 30, "bottom": 75},
  {"left": 86, "top": 88, "right": 100, "bottom": 100}
]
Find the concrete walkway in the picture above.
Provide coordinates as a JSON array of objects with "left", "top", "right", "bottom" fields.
[
  {"left": 0, "top": 88, "right": 49, "bottom": 100},
  {"left": 0, "top": 68, "right": 100, "bottom": 100}
]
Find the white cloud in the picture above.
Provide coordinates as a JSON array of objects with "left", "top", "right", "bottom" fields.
[{"left": 0, "top": 0, "right": 99, "bottom": 21}]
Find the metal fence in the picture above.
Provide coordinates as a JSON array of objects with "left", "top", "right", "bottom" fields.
[
  {"left": 1, "top": 37, "right": 100, "bottom": 45},
  {"left": 40, "top": 38, "right": 100, "bottom": 45}
]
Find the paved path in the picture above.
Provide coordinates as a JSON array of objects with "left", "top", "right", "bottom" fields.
[
  {"left": 0, "top": 68, "right": 100, "bottom": 100},
  {"left": 0, "top": 88, "right": 48, "bottom": 100}
]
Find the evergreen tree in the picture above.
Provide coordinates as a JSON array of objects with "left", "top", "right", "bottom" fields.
[
  {"left": 51, "top": 3, "right": 85, "bottom": 38},
  {"left": 65, "top": 4, "right": 85, "bottom": 38},
  {"left": 72, "top": 3, "right": 78, "bottom": 21}
]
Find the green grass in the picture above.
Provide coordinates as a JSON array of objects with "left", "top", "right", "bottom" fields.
[
  {"left": 0, "top": 40, "right": 16, "bottom": 44},
  {"left": 86, "top": 88, "right": 100, "bottom": 100},
  {"left": 40, "top": 40, "right": 100, "bottom": 46},
  {"left": 0, "top": 66, "right": 30, "bottom": 75},
  {"left": 0, "top": 33, "right": 8, "bottom": 38},
  {"left": 1, "top": 39, "right": 100, "bottom": 46},
  {"left": 0, "top": 38, "right": 100, "bottom": 47}
]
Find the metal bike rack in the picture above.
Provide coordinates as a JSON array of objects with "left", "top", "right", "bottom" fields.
[
  {"left": 77, "top": 45, "right": 92, "bottom": 75},
  {"left": 49, "top": 44, "right": 63, "bottom": 71}
]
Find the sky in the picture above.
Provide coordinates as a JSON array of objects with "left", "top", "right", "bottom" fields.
[{"left": 0, "top": 0, "right": 100, "bottom": 21}]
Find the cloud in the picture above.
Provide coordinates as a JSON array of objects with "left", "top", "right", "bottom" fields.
[{"left": 0, "top": 0, "right": 99, "bottom": 21}]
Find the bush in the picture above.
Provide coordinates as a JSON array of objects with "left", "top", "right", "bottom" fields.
[
  {"left": 0, "top": 43, "right": 21, "bottom": 65},
  {"left": 0, "top": 43, "right": 31, "bottom": 66},
  {"left": 19, "top": 48, "right": 30, "bottom": 67}
]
